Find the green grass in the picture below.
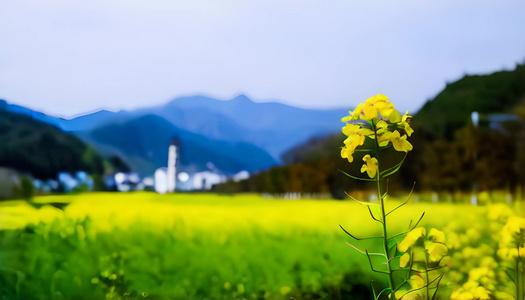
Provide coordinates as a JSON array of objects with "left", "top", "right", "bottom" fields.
[{"left": 0, "top": 192, "right": 519, "bottom": 299}]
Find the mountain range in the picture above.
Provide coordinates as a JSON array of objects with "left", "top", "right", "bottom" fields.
[
  {"left": 3, "top": 64, "right": 524, "bottom": 179},
  {"left": 0, "top": 95, "right": 349, "bottom": 175},
  {"left": 57, "top": 95, "right": 348, "bottom": 158}
]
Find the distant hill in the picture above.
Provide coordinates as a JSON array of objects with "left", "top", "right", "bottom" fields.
[
  {"left": 281, "top": 133, "right": 343, "bottom": 165},
  {"left": 138, "top": 94, "right": 348, "bottom": 158},
  {"left": 285, "top": 64, "right": 525, "bottom": 163},
  {"left": 0, "top": 109, "right": 104, "bottom": 179},
  {"left": 58, "top": 109, "right": 133, "bottom": 132},
  {"left": 218, "top": 64, "right": 525, "bottom": 194},
  {"left": 0, "top": 99, "right": 62, "bottom": 127},
  {"left": 82, "top": 114, "right": 277, "bottom": 175},
  {"left": 52, "top": 94, "right": 348, "bottom": 160},
  {"left": 415, "top": 64, "right": 525, "bottom": 139}
]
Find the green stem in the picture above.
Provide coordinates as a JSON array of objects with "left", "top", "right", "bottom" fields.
[
  {"left": 373, "top": 122, "right": 396, "bottom": 299},
  {"left": 517, "top": 247, "right": 523, "bottom": 300},
  {"left": 425, "top": 253, "right": 430, "bottom": 299}
]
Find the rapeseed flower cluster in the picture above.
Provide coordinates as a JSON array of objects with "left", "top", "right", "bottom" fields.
[
  {"left": 340, "top": 94, "right": 413, "bottom": 177},
  {"left": 395, "top": 228, "right": 449, "bottom": 299},
  {"left": 449, "top": 257, "right": 514, "bottom": 300},
  {"left": 398, "top": 228, "right": 448, "bottom": 267},
  {"left": 441, "top": 206, "right": 523, "bottom": 300},
  {"left": 498, "top": 216, "right": 525, "bottom": 259}
]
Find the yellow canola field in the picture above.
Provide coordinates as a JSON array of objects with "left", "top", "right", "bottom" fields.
[
  {"left": 0, "top": 192, "right": 487, "bottom": 235},
  {"left": 0, "top": 192, "right": 522, "bottom": 299}
]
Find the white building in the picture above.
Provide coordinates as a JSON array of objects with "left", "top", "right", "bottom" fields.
[
  {"left": 114, "top": 172, "right": 140, "bottom": 192},
  {"left": 191, "top": 171, "right": 226, "bottom": 190},
  {"left": 232, "top": 170, "right": 250, "bottom": 182},
  {"left": 167, "top": 140, "right": 179, "bottom": 193},
  {"left": 154, "top": 167, "right": 168, "bottom": 194}
]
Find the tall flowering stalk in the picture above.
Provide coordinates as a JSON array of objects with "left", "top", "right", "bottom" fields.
[{"left": 339, "top": 95, "right": 447, "bottom": 299}]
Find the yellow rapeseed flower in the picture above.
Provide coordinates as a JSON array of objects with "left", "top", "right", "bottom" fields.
[
  {"left": 341, "top": 103, "right": 363, "bottom": 122},
  {"left": 499, "top": 216, "right": 525, "bottom": 259},
  {"left": 384, "top": 108, "right": 402, "bottom": 123},
  {"left": 425, "top": 241, "right": 448, "bottom": 262},
  {"left": 467, "top": 267, "right": 494, "bottom": 282},
  {"left": 392, "top": 275, "right": 426, "bottom": 300},
  {"left": 360, "top": 154, "right": 378, "bottom": 178},
  {"left": 497, "top": 247, "right": 519, "bottom": 259},
  {"left": 375, "top": 120, "right": 389, "bottom": 133},
  {"left": 342, "top": 123, "right": 374, "bottom": 137},
  {"left": 399, "top": 253, "right": 410, "bottom": 268},
  {"left": 341, "top": 124, "right": 373, "bottom": 163},
  {"left": 362, "top": 96, "right": 384, "bottom": 120},
  {"left": 504, "top": 216, "right": 525, "bottom": 235},
  {"left": 391, "top": 130, "right": 413, "bottom": 152},
  {"left": 342, "top": 128, "right": 366, "bottom": 148},
  {"left": 451, "top": 282, "right": 492, "bottom": 300},
  {"left": 428, "top": 228, "right": 446, "bottom": 243},
  {"left": 340, "top": 147, "right": 355, "bottom": 163},
  {"left": 487, "top": 204, "right": 513, "bottom": 222},
  {"left": 471, "top": 286, "right": 491, "bottom": 299},
  {"left": 370, "top": 120, "right": 396, "bottom": 147},
  {"left": 410, "top": 274, "right": 425, "bottom": 289},
  {"left": 398, "top": 227, "right": 426, "bottom": 252},
  {"left": 361, "top": 94, "right": 403, "bottom": 122},
  {"left": 399, "top": 112, "right": 414, "bottom": 137}
]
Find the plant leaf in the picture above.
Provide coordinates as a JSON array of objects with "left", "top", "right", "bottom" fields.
[
  {"left": 386, "top": 182, "right": 416, "bottom": 216},
  {"left": 375, "top": 288, "right": 392, "bottom": 299},
  {"left": 345, "top": 191, "right": 380, "bottom": 207},
  {"left": 387, "top": 235, "right": 403, "bottom": 251},
  {"left": 379, "top": 153, "right": 407, "bottom": 179},
  {"left": 338, "top": 169, "right": 376, "bottom": 182},
  {"left": 340, "top": 225, "right": 382, "bottom": 240},
  {"left": 371, "top": 281, "right": 378, "bottom": 300}
]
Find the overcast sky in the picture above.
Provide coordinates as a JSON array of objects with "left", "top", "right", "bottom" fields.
[{"left": 0, "top": 0, "right": 524, "bottom": 118}]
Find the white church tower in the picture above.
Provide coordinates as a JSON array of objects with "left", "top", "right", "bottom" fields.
[{"left": 167, "top": 139, "right": 179, "bottom": 193}]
